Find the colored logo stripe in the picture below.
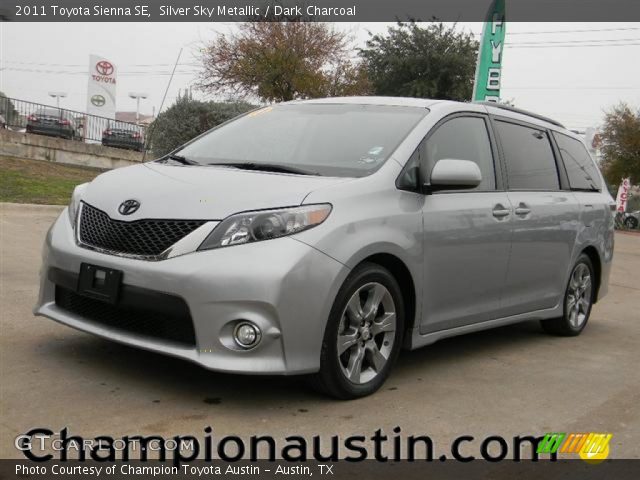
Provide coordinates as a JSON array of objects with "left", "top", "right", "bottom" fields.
[{"left": 538, "top": 432, "right": 612, "bottom": 456}]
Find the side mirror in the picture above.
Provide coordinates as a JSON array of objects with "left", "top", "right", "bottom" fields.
[{"left": 427, "top": 159, "right": 482, "bottom": 191}]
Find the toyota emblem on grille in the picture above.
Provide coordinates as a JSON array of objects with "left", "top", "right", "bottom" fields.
[{"left": 118, "top": 199, "right": 140, "bottom": 215}]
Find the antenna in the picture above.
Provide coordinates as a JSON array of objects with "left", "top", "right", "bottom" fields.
[{"left": 142, "top": 47, "right": 183, "bottom": 162}]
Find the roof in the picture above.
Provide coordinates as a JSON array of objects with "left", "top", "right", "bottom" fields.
[
  {"left": 290, "top": 96, "right": 439, "bottom": 108},
  {"left": 287, "top": 96, "right": 569, "bottom": 133},
  {"left": 474, "top": 101, "right": 564, "bottom": 128}
]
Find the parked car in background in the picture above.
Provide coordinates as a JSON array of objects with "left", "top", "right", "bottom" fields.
[
  {"left": 26, "top": 108, "right": 78, "bottom": 140},
  {"left": 623, "top": 211, "right": 639, "bottom": 229},
  {"left": 102, "top": 123, "right": 145, "bottom": 151},
  {"left": 0, "top": 114, "right": 6, "bottom": 129}
]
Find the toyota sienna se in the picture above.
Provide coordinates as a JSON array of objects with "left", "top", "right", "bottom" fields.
[{"left": 36, "top": 97, "right": 615, "bottom": 399}]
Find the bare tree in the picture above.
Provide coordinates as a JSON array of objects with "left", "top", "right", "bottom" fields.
[{"left": 198, "top": 21, "right": 369, "bottom": 103}]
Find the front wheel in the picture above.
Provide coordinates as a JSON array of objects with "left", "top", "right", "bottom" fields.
[
  {"left": 310, "top": 263, "right": 405, "bottom": 399},
  {"left": 541, "top": 254, "right": 595, "bottom": 336}
]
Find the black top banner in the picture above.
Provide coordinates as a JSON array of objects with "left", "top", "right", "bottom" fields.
[{"left": 2, "top": 0, "right": 640, "bottom": 22}]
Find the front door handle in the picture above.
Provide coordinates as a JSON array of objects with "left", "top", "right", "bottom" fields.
[
  {"left": 515, "top": 203, "right": 531, "bottom": 216},
  {"left": 492, "top": 204, "right": 511, "bottom": 218}
]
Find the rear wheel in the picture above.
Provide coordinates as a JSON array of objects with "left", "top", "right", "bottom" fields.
[
  {"left": 624, "top": 216, "right": 639, "bottom": 229},
  {"left": 541, "top": 254, "right": 595, "bottom": 336},
  {"left": 310, "top": 263, "right": 404, "bottom": 399}
]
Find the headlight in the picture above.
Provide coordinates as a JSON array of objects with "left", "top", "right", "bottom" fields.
[
  {"left": 68, "top": 183, "right": 88, "bottom": 228},
  {"left": 198, "top": 204, "right": 332, "bottom": 250}
]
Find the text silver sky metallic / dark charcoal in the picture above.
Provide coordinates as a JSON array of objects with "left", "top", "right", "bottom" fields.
[{"left": 8, "top": 0, "right": 640, "bottom": 22}]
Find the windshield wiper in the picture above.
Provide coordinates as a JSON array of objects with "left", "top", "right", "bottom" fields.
[
  {"left": 207, "top": 162, "right": 319, "bottom": 176},
  {"left": 162, "top": 154, "right": 198, "bottom": 166}
]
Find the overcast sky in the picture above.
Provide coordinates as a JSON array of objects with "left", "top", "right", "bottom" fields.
[{"left": 1, "top": 21, "right": 639, "bottom": 130}]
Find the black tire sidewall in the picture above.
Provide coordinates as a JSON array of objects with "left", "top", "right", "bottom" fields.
[{"left": 318, "top": 263, "right": 405, "bottom": 399}]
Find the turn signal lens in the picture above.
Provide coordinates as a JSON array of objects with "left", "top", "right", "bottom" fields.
[{"left": 68, "top": 183, "right": 88, "bottom": 228}]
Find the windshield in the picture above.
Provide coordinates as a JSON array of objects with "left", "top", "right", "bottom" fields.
[{"left": 172, "top": 103, "right": 428, "bottom": 177}]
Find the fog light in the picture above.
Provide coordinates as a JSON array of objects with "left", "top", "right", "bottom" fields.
[{"left": 233, "top": 322, "right": 261, "bottom": 349}]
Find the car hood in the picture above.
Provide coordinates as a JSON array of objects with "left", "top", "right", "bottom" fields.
[{"left": 81, "top": 163, "right": 350, "bottom": 220}]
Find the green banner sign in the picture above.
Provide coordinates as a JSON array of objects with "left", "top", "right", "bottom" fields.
[{"left": 472, "top": 0, "right": 506, "bottom": 102}]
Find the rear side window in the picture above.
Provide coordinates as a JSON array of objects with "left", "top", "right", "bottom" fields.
[
  {"left": 553, "top": 132, "right": 601, "bottom": 191},
  {"left": 423, "top": 116, "right": 496, "bottom": 190},
  {"left": 496, "top": 120, "right": 559, "bottom": 190}
]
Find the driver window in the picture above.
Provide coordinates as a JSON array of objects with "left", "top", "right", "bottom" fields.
[{"left": 423, "top": 116, "right": 496, "bottom": 191}]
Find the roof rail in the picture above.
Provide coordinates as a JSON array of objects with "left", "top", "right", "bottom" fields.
[{"left": 474, "top": 101, "right": 565, "bottom": 128}]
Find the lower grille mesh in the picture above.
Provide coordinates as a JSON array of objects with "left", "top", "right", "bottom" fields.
[
  {"left": 79, "top": 203, "right": 206, "bottom": 257},
  {"left": 55, "top": 286, "right": 196, "bottom": 346}
]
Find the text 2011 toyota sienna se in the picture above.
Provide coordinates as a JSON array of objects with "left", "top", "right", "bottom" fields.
[{"left": 36, "top": 97, "right": 615, "bottom": 398}]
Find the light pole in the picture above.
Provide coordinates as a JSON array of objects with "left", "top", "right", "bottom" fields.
[
  {"left": 48, "top": 91, "right": 67, "bottom": 109},
  {"left": 128, "top": 92, "right": 148, "bottom": 124}
]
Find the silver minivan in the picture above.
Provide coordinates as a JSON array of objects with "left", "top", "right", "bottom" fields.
[{"left": 36, "top": 97, "right": 615, "bottom": 398}]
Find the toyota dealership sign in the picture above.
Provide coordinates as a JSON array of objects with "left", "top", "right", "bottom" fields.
[{"left": 86, "top": 54, "right": 116, "bottom": 119}]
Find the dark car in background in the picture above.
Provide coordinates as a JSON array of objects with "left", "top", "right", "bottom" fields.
[
  {"left": 26, "top": 108, "right": 78, "bottom": 140},
  {"left": 102, "top": 123, "right": 145, "bottom": 152},
  {"left": 624, "top": 211, "right": 640, "bottom": 229}
]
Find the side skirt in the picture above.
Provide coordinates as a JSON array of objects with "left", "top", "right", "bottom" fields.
[{"left": 406, "top": 304, "right": 563, "bottom": 350}]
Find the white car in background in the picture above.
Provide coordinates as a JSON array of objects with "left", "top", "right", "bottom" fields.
[{"left": 623, "top": 211, "right": 639, "bottom": 229}]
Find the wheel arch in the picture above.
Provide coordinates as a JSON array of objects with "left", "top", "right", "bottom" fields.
[
  {"left": 353, "top": 252, "right": 418, "bottom": 348},
  {"left": 581, "top": 245, "right": 602, "bottom": 303}
]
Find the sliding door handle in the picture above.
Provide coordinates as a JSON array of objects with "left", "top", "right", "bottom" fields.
[
  {"left": 492, "top": 205, "right": 511, "bottom": 218},
  {"left": 515, "top": 202, "right": 531, "bottom": 217}
]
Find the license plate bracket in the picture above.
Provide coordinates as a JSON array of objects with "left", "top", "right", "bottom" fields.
[{"left": 77, "top": 263, "right": 122, "bottom": 304}]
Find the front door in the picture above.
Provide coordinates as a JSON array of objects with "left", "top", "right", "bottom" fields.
[{"left": 419, "top": 114, "right": 513, "bottom": 334}]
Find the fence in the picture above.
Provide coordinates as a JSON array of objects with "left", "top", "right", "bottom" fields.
[{"left": 0, "top": 96, "right": 147, "bottom": 146}]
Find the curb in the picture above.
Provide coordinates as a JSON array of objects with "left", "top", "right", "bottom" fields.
[
  {"left": 616, "top": 230, "right": 640, "bottom": 237},
  {"left": 0, "top": 202, "right": 65, "bottom": 214}
]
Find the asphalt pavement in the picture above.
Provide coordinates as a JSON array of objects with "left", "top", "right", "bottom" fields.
[{"left": 1, "top": 203, "right": 638, "bottom": 459}]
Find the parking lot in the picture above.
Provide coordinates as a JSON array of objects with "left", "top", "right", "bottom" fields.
[{"left": 1, "top": 203, "right": 639, "bottom": 459}]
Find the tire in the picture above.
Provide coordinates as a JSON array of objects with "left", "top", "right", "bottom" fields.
[
  {"left": 310, "top": 262, "right": 405, "bottom": 399},
  {"left": 624, "top": 216, "right": 639, "bottom": 229},
  {"left": 541, "top": 254, "right": 595, "bottom": 336}
]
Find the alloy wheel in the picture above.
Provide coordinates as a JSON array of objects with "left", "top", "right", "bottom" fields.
[
  {"left": 566, "top": 263, "right": 592, "bottom": 328},
  {"left": 336, "top": 282, "right": 396, "bottom": 384}
]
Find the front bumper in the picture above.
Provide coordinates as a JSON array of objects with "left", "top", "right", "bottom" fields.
[{"left": 35, "top": 210, "right": 349, "bottom": 374}]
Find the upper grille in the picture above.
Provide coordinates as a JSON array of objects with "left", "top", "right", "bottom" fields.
[{"left": 79, "top": 203, "right": 206, "bottom": 258}]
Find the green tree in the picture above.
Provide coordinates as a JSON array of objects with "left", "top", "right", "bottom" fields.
[
  {"left": 148, "top": 92, "right": 254, "bottom": 157},
  {"left": 359, "top": 22, "right": 478, "bottom": 100},
  {"left": 198, "top": 21, "right": 369, "bottom": 102},
  {"left": 600, "top": 103, "right": 640, "bottom": 185}
]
